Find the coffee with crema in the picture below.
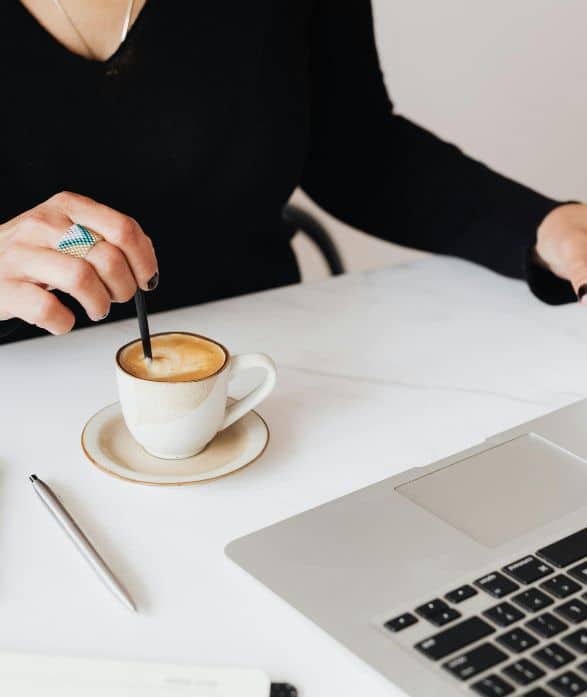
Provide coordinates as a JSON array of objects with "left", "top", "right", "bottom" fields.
[{"left": 118, "top": 333, "right": 227, "bottom": 382}]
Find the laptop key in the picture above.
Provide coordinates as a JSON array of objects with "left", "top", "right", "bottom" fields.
[
  {"left": 415, "top": 598, "right": 449, "bottom": 618},
  {"left": 526, "top": 612, "right": 568, "bottom": 638},
  {"left": 502, "top": 658, "right": 545, "bottom": 686},
  {"left": 384, "top": 612, "right": 418, "bottom": 633},
  {"left": 445, "top": 584, "right": 477, "bottom": 604},
  {"left": 541, "top": 575, "right": 582, "bottom": 599},
  {"left": 555, "top": 599, "right": 587, "bottom": 624},
  {"left": 497, "top": 628, "right": 539, "bottom": 653},
  {"left": 522, "top": 690, "right": 555, "bottom": 697},
  {"left": 436, "top": 609, "right": 461, "bottom": 626},
  {"left": 427, "top": 608, "right": 461, "bottom": 626},
  {"left": 579, "top": 661, "right": 587, "bottom": 676},
  {"left": 533, "top": 643, "right": 575, "bottom": 669},
  {"left": 443, "top": 643, "right": 507, "bottom": 680},
  {"left": 471, "top": 674, "right": 515, "bottom": 696},
  {"left": 415, "top": 616, "right": 495, "bottom": 661},
  {"left": 484, "top": 602, "right": 525, "bottom": 628},
  {"left": 415, "top": 599, "right": 461, "bottom": 626},
  {"left": 563, "top": 628, "right": 587, "bottom": 654},
  {"left": 568, "top": 561, "right": 587, "bottom": 585},
  {"left": 504, "top": 556, "right": 554, "bottom": 584},
  {"left": 537, "top": 528, "right": 587, "bottom": 568},
  {"left": 548, "top": 670, "right": 587, "bottom": 696},
  {"left": 513, "top": 588, "right": 554, "bottom": 612},
  {"left": 270, "top": 685, "right": 298, "bottom": 697},
  {"left": 476, "top": 572, "right": 519, "bottom": 598}
]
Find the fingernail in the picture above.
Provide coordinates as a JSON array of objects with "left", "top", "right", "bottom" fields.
[
  {"left": 577, "top": 284, "right": 587, "bottom": 301},
  {"left": 147, "top": 272, "right": 159, "bottom": 291},
  {"left": 99, "top": 309, "right": 110, "bottom": 320}
]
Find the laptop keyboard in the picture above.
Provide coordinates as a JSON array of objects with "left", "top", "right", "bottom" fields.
[{"left": 383, "top": 527, "right": 587, "bottom": 696}]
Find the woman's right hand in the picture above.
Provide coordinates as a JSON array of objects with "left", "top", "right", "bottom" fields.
[{"left": 0, "top": 191, "right": 158, "bottom": 334}]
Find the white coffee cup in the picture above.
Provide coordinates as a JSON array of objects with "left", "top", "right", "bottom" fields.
[{"left": 116, "top": 332, "right": 277, "bottom": 459}]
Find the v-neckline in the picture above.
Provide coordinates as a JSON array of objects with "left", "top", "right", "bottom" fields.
[{"left": 15, "top": 0, "right": 154, "bottom": 66}]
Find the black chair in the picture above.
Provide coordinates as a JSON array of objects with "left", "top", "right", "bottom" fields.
[{"left": 283, "top": 203, "right": 345, "bottom": 276}]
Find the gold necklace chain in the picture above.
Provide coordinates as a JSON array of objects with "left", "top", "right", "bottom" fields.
[{"left": 51, "top": 0, "right": 136, "bottom": 60}]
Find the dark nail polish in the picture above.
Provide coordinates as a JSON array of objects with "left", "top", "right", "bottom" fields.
[
  {"left": 147, "top": 272, "right": 159, "bottom": 291},
  {"left": 577, "top": 284, "right": 587, "bottom": 301}
]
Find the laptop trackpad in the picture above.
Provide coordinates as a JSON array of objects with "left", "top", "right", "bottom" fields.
[{"left": 396, "top": 433, "right": 587, "bottom": 547}]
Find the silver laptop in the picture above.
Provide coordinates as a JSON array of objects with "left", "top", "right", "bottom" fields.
[{"left": 226, "top": 399, "right": 587, "bottom": 697}]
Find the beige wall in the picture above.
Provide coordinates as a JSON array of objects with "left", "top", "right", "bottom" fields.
[{"left": 292, "top": 0, "right": 587, "bottom": 281}]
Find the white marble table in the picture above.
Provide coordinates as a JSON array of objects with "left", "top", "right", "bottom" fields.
[{"left": 1, "top": 257, "right": 586, "bottom": 696}]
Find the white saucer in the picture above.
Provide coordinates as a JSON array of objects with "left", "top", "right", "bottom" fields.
[{"left": 81, "top": 401, "right": 270, "bottom": 486}]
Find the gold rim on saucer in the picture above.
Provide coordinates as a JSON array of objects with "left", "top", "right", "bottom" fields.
[{"left": 81, "top": 402, "right": 270, "bottom": 487}]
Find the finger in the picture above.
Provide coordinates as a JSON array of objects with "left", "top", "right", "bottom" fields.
[
  {"left": 13, "top": 208, "right": 72, "bottom": 248},
  {"left": 85, "top": 240, "right": 137, "bottom": 303},
  {"left": 567, "top": 264, "right": 587, "bottom": 303},
  {"left": 8, "top": 244, "right": 111, "bottom": 321},
  {"left": 6, "top": 210, "right": 66, "bottom": 294},
  {"left": 12, "top": 210, "right": 134, "bottom": 300},
  {"left": 0, "top": 281, "right": 75, "bottom": 335},
  {"left": 49, "top": 192, "right": 158, "bottom": 290},
  {"left": 551, "top": 241, "right": 587, "bottom": 302},
  {"left": 535, "top": 214, "right": 587, "bottom": 303}
]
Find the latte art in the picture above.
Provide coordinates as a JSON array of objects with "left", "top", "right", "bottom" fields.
[{"left": 119, "top": 333, "right": 227, "bottom": 382}]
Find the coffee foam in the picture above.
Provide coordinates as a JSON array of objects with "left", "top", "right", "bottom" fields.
[{"left": 119, "top": 333, "right": 227, "bottom": 382}]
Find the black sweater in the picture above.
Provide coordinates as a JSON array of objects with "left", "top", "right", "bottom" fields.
[{"left": 0, "top": 0, "right": 573, "bottom": 342}]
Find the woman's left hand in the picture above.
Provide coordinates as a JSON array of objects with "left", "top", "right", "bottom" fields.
[{"left": 536, "top": 203, "right": 587, "bottom": 300}]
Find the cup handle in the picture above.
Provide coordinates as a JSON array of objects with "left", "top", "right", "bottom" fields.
[{"left": 220, "top": 353, "right": 277, "bottom": 430}]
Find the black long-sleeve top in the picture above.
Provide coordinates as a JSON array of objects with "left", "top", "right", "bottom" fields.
[{"left": 0, "top": 0, "right": 573, "bottom": 343}]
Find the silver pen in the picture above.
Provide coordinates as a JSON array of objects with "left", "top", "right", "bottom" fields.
[{"left": 29, "top": 474, "right": 137, "bottom": 613}]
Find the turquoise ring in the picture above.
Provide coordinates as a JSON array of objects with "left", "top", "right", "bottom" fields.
[{"left": 56, "top": 223, "right": 103, "bottom": 259}]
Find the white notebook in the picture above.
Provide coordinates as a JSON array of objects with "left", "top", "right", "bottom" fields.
[{"left": 0, "top": 652, "right": 271, "bottom": 696}]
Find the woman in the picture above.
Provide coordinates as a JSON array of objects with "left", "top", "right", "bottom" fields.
[{"left": 1, "top": 0, "right": 585, "bottom": 343}]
